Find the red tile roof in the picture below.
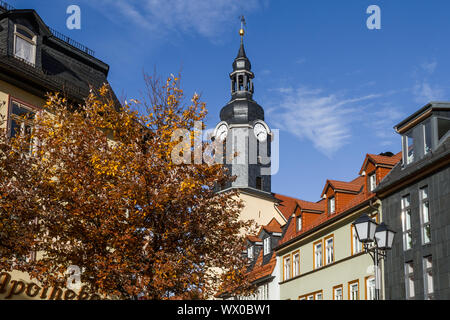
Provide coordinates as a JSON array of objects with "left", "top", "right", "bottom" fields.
[
  {"left": 359, "top": 152, "right": 402, "bottom": 174},
  {"left": 321, "top": 179, "right": 363, "bottom": 197},
  {"left": 274, "top": 194, "right": 324, "bottom": 220},
  {"left": 247, "top": 250, "right": 277, "bottom": 282},
  {"left": 261, "top": 218, "right": 282, "bottom": 234},
  {"left": 247, "top": 235, "right": 262, "bottom": 243},
  {"left": 278, "top": 192, "right": 375, "bottom": 247}
]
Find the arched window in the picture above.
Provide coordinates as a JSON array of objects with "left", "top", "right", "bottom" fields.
[{"left": 14, "top": 25, "right": 37, "bottom": 65}]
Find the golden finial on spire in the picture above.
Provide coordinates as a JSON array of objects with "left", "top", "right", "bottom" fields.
[{"left": 239, "top": 15, "right": 246, "bottom": 37}]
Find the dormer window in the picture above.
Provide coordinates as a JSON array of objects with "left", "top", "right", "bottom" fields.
[
  {"left": 437, "top": 118, "right": 450, "bottom": 142},
  {"left": 296, "top": 214, "right": 302, "bottom": 232},
  {"left": 369, "top": 173, "right": 377, "bottom": 192},
  {"left": 247, "top": 245, "right": 254, "bottom": 261},
  {"left": 328, "top": 197, "right": 335, "bottom": 214},
  {"left": 423, "top": 121, "right": 432, "bottom": 155},
  {"left": 14, "top": 25, "right": 37, "bottom": 66},
  {"left": 263, "top": 237, "right": 270, "bottom": 255},
  {"left": 402, "top": 131, "right": 414, "bottom": 165}
]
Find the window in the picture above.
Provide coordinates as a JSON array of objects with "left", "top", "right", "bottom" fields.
[
  {"left": 401, "top": 195, "right": 412, "bottom": 251},
  {"left": 348, "top": 280, "right": 359, "bottom": 300},
  {"left": 423, "top": 256, "right": 433, "bottom": 300},
  {"left": 419, "top": 187, "right": 431, "bottom": 245},
  {"left": 369, "top": 173, "right": 377, "bottom": 192},
  {"left": 9, "top": 100, "right": 35, "bottom": 138},
  {"left": 351, "top": 225, "right": 362, "bottom": 255},
  {"left": 314, "top": 241, "right": 323, "bottom": 269},
  {"left": 247, "top": 246, "right": 254, "bottom": 261},
  {"left": 437, "top": 118, "right": 450, "bottom": 141},
  {"left": 423, "top": 121, "right": 432, "bottom": 155},
  {"left": 257, "top": 283, "right": 269, "bottom": 300},
  {"left": 299, "top": 291, "right": 323, "bottom": 301},
  {"left": 365, "top": 276, "right": 376, "bottom": 300},
  {"left": 292, "top": 251, "right": 300, "bottom": 277},
  {"left": 307, "top": 295, "right": 314, "bottom": 300},
  {"left": 315, "top": 292, "right": 323, "bottom": 300},
  {"left": 283, "top": 255, "right": 291, "bottom": 281},
  {"left": 296, "top": 214, "right": 302, "bottom": 232},
  {"left": 329, "top": 197, "right": 335, "bottom": 214},
  {"left": 14, "top": 25, "right": 36, "bottom": 65},
  {"left": 405, "top": 262, "right": 415, "bottom": 299},
  {"left": 325, "top": 236, "right": 334, "bottom": 265},
  {"left": 333, "top": 285, "right": 343, "bottom": 300},
  {"left": 263, "top": 237, "right": 270, "bottom": 255},
  {"left": 403, "top": 131, "right": 414, "bottom": 164}
]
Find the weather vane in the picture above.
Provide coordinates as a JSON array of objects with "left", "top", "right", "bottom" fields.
[{"left": 239, "top": 15, "right": 246, "bottom": 37}]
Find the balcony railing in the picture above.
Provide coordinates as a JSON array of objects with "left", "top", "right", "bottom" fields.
[
  {"left": 0, "top": 0, "right": 15, "bottom": 11},
  {"left": 48, "top": 27, "right": 95, "bottom": 57},
  {"left": 0, "top": 0, "right": 95, "bottom": 57}
]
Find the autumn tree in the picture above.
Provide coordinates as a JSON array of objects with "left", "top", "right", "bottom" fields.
[{"left": 0, "top": 74, "right": 256, "bottom": 299}]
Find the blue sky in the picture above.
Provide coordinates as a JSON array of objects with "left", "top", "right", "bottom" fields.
[{"left": 12, "top": 0, "right": 450, "bottom": 202}]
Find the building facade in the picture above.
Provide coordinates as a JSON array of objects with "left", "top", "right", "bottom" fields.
[
  {"left": 0, "top": 2, "right": 115, "bottom": 300},
  {"left": 276, "top": 153, "right": 401, "bottom": 300},
  {"left": 375, "top": 102, "right": 450, "bottom": 300}
]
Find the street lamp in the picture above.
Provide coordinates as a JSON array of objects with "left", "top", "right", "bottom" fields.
[{"left": 352, "top": 213, "right": 396, "bottom": 300}]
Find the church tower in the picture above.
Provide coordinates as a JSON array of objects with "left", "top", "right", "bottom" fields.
[{"left": 213, "top": 17, "right": 272, "bottom": 195}]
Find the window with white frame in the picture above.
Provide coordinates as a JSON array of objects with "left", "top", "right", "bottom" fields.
[
  {"left": 325, "top": 237, "right": 334, "bottom": 264},
  {"left": 352, "top": 225, "right": 362, "bottom": 255},
  {"left": 405, "top": 261, "right": 415, "bottom": 299},
  {"left": 349, "top": 281, "right": 359, "bottom": 300},
  {"left": 307, "top": 295, "right": 314, "bottom": 300},
  {"left": 366, "top": 277, "right": 376, "bottom": 300},
  {"left": 292, "top": 252, "right": 300, "bottom": 277},
  {"left": 263, "top": 237, "right": 270, "bottom": 255},
  {"left": 423, "top": 256, "right": 433, "bottom": 300},
  {"left": 247, "top": 246, "right": 254, "bottom": 261},
  {"left": 14, "top": 25, "right": 37, "bottom": 65},
  {"left": 401, "top": 195, "right": 412, "bottom": 251},
  {"left": 369, "top": 173, "right": 377, "bottom": 192},
  {"left": 329, "top": 197, "right": 335, "bottom": 214},
  {"left": 333, "top": 286, "right": 343, "bottom": 300},
  {"left": 420, "top": 187, "right": 431, "bottom": 245},
  {"left": 283, "top": 255, "right": 291, "bottom": 281},
  {"left": 296, "top": 214, "right": 302, "bottom": 232},
  {"left": 257, "top": 283, "right": 269, "bottom": 300},
  {"left": 314, "top": 241, "right": 323, "bottom": 269},
  {"left": 315, "top": 292, "right": 323, "bottom": 300},
  {"left": 403, "top": 131, "right": 414, "bottom": 165}
]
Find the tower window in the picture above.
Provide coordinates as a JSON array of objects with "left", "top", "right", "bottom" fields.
[{"left": 14, "top": 25, "right": 37, "bottom": 66}]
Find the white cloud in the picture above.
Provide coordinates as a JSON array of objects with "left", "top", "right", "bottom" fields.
[
  {"left": 86, "top": 0, "right": 266, "bottom": 39},
  {"left": 421, "top": 61, "right": 437, "bottom": 74},
  {"left": 268, "top": 86, "right": 382, "bottom": 158},
  {"left": 370, "top": 106, "right": 404, "bottom": 146},
  {"left": 413, "top": 81, "right": 444, "bottom": 104}
]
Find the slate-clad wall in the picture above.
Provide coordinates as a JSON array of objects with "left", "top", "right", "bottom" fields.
[{"left": 383, "top": 165, "right": 450, "bottom": 299}]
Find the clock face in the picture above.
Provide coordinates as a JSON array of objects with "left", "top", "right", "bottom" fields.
[
  {"left": 253, "top": 123, "right": 268, "bottom": 142},
  {"left": 236, "top": 61, "right": 245, "bottom": 68},
  {"left": 215, "top": 124, "right": 228, "bottom": 142}
]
